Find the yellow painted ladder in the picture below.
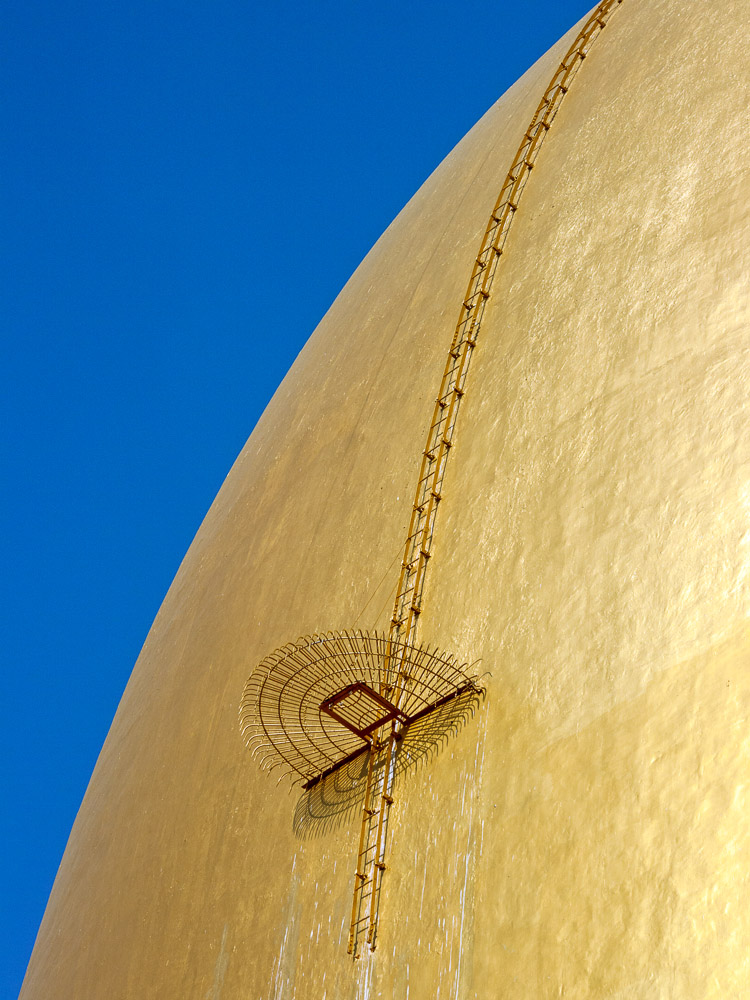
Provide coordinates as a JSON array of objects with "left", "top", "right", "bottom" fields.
[{"left": 347, "top": 0, "right": 626, "bottom": 957}]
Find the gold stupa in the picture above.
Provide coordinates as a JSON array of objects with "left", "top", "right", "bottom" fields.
[{"left": 21, "top": 0, "right": 750, "bottom": 996}]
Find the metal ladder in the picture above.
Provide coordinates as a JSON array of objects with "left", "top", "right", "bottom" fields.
[
  {"left": 346, "top": 0, "right": 625, "bottom": 956},
  {"left": 348, "top": 725, "right": 399, "bottom": 956}
]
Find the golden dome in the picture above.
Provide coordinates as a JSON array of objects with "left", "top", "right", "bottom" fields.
[{"left": 22, "top": 1, "right": 750, "bottom": 996}]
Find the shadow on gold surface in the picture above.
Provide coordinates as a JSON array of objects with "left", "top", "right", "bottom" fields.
[{"left": 292, "top": 686, "right": 484, "bottom": 839}]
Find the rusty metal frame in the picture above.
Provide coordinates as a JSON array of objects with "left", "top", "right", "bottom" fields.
[{"left": 320, "top": 682, "right": 409, "bottom": 740}]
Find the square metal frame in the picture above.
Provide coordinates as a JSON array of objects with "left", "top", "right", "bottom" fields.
[{"left": 320, "top": 682, "right": 410, "bottom": 740}]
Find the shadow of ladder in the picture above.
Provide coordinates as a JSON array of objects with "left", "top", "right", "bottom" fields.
[{"left": 347, "top": 724, "right": 399, "bottom": 956}]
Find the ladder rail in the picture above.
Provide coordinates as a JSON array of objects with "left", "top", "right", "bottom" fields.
[
  {"left": 347, "top": 0, "right": 625, "bottom": 955},
  {"left": 367, "top": 725, "right": 398, "bottom": 947},
  {"left": 347, "top": 739, "right": 378, "bottom": 955}
]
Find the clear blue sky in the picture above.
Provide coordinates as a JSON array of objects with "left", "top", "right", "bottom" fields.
[{"left": 2, "top": 2, "right": 593, "bottom": 995}]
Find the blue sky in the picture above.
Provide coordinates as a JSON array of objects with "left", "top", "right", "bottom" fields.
[{"left": 2, "top": 2, "right": 594, "bottom": 994}]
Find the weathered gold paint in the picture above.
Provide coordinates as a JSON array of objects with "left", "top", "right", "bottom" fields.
[{"left": 21, "top": 0, "right": 750, "bottom": 996}]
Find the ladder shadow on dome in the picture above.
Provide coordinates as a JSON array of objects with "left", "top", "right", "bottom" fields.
[{"left": 292, "top": 685, "right": 484, "bottom": 839}]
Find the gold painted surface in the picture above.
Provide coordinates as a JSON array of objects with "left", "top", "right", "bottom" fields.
[{"left": 21, "top": 1, "right": 750, "bottom": 997}]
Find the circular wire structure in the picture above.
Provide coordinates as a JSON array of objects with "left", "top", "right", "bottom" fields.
[{"left": 239, "top": 630, "right": 479, "bottom": 785}]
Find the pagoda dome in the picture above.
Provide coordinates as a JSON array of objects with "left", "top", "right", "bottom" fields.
[{"left": 21, "top": 1, "right": 750, "bottom": 997}]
